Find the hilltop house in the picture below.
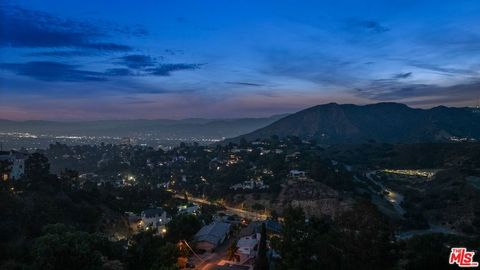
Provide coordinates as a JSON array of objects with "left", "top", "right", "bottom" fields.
[{"left": 194, "top": 221, "right": 231, "bottom": 252}]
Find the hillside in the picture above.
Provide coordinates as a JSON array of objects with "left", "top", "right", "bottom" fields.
[{"left": 228, "top": 103, "right": 480, "bottom": 144}]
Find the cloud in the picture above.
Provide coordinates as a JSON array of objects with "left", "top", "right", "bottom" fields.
[
  {"left": 116, "top": 54, "right": 157, "bottom": 69},
  {"left": 225, "top": 81, "right": 264, "bottom": 87},
  {"left": 82, "top": 42, "right": 131, "bottom": 51},
  {"left": 146, "top": 63, "right": 203, "bottom": 76},
  {"left": 0, "top": 61, "right": 107, "bottom": 82},
  {"left": 0, "top": 4, "right": 134, "bottom": 51},
  {"left": 406, "top": 61, "right": 476, "bottom": 76},
  {"left": 354, "top": 78, "right": 480, "bottom": 106},
  {"left": 164, "top": 49, "right": 184, "bottom": 56},
  {"left": 1, "top": 59, "right": 204, "bottom": 81},
  {"left": 104, "top": 68, "right": 135, "bottom": 76},
  {"left": 393, "top": 72, "right": 412, "bottom": 79},
  {"left": 27, "top": 50, "right": 100, "bottom": 57},
  {"left": 348, "top": 19, "right": 390, "bottom": 33}
]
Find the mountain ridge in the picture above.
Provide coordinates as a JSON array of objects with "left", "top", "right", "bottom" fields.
[{"left": 226, "top": 102, "right": 480, "bottom": 144}]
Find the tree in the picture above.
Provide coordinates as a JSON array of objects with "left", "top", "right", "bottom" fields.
[
  {"left": 0, "top": 159, "right": 12, "bottom": 190},
  {"left": 226, "top": 242, "right": 240, "bottom": 262},
  {"left": 25, "top": 153, "right": 50, "bottom": 181},
  {"left": 403, "top": 234, "right": 453, "bottom": 270},
  {"left": 254, "top": 223, "right": 268, "bottom": 270},
  {"left": 128, "top": 231, "right": 179, "bottom": 270},
  {"left": 32, "top": 224, "right": 120, "bottom": 270},
  {"left": 334, "top": 200, "right": 396, "bottom": 270},
  {"left": 0, "top": 159, "right": 11, "bottom": 179},
  {"left": 60, "top": 169, "right": 79, "bottom": 189},
  {"left": 166, "top": 214, "right": 202, "bottom": 243},
  {"left": 240, "top": 137, "right": 248, "bottom": 148},
  {"left": 280, "top": 207, "right": 322, "bottom": 270}
]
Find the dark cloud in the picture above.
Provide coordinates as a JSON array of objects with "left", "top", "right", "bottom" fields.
[
  {"left": 0, "top": 61, "right": 107, "bottom": 82},
  {"left": 225, "top": 81, "right": 264, "bottom": 87},
  {"left": 27, "top": 50, "right": 100, "bottom": 57},
  {"left": 164, "top": 49, "right": 184, "bottom": 56},
  {"left": 354, "top": 78, "right": 480, "bottom": 106},
  {"left": 104, "top": 68, "right": 135, "bottom": 76},
  {"left": 393, "top": 72, "right": 412, "bottom": 79},
  {"left": 349, "top": 19, "right": 390, "bottom": 33},
  {"left": 407, "top": 61, "right": 475, "bottom": 76},
  {"left": 0, "top": 5, "right": 134, "bottom": 51},
  {"left": 82, "top": 42, "right": 131, "bottom": 51},
  {"left": 146, "top": 63, "right": 203, "bottom": 76},
  {"left": 1, "top": 59, "right": 204, "bottom": 81},
  {"left": 116, "top": 54, "right": 157, "bottom": 69}
]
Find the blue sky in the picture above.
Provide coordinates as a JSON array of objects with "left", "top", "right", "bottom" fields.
[{"left": 1, "top": 0, "right": 480, "bottom": 120}]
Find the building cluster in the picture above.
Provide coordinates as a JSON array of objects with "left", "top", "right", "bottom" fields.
[
  {"left": 230, "top": 179, "right": 269, "bottom": 191},
  {"left": 191, "top": 218, "right": 283, "bottom": 270},
  {"left": 0, "top": 151, "right": 26, "bottom": 181},
  {"left": 382, "top": 169, "right": 436, "bottom": 178}
]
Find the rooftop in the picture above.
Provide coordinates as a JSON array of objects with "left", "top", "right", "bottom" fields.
[
  {"left": 194, "top": 222, "right": 231, "bottom": 245},
  {"left": 141, "top": 208, "right": 164, "bottom": 218}
]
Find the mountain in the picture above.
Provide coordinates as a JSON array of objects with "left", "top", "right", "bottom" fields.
[
  {"left": 0, "top": 115, "right": 287, "bottom": 139},
  {"left": 227, "top": 103, "right": 480, "bottom": 144}
]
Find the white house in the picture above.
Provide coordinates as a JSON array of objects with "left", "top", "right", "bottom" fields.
[
  {"left": 140, "top": 208, "right": 171, "bottom": 233},
  {"left": 236, "top": 233, "right": 260, "bottom": 263}
]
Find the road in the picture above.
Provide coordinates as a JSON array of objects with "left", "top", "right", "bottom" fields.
[
  {"left": 171, "top": 193, "right": 269, "bottom": 220},
  {"left": 396, "top": 224, "right": 462, "bottom": 240},
  {"left": 365, "top": 171, "right": 406, "bottom": 216},
  {"left": 194, "top": 236, "right": 235, "bottom": 270}
]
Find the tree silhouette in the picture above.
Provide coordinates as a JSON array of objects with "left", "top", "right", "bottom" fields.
[
  {"left": 254, "top": 223, "right": 268, "bottom": 270},
  {"left": 25, "top": 153, "right": 50, "bottom": 181},
  {"left": 227, "top": 242, "right": 240, "bottom": 262}
]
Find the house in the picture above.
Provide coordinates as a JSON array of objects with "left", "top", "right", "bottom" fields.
[
  {"left": 140, "top": 208, "right": 171, "bottom": 233},
  {"left": 289, "top": 169, "right": 306, "bottom": 179},
  {"left": 0, "top": 151, "right": 26, "bottom": 181},
  {"left": 236, "top": 233, "right": 260, "bottom": 263},
  {"left": 285, "top": 152, "right": 300, "bottom": 161},
  {"left": 178, "top": 203, "right": 200, "bottom": 215},
  {"left": 238, "top": 220, "right": 282, "bottom": 237},
  {"left": 230, "top": 180, "right": 269, "bottom": 191},
  {"left": 265, "top": 219, "right": 283, "bottom": 235},
  {"left": 214, "top": 214, "right": 241, "bottom": 225},
  {"left": 194, "top": 222, "right": 231, "bottom": 252}
]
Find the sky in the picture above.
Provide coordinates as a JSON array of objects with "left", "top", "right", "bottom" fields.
[{"left": 1, "top": 0, "right": 480, "bottom": 120}]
